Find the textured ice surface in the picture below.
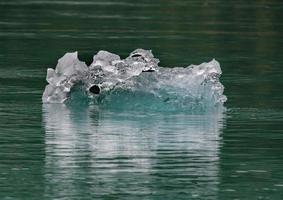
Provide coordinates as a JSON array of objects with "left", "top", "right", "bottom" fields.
[
  {"left": 42, "top": 49, "right": 227, "bottom": 111},
  {"left": 42, "top": 52, "right": 88, "bottom": 103}
]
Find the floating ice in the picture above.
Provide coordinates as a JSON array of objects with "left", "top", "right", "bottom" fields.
[
  {"left": 42, "top": 52, "right": 88, "bottom": 103},
  {"left": 42, "top": 49, "right": 227, "bottom": 111}
]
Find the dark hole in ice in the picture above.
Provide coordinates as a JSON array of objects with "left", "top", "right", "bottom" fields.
[
  {"left": 131, "top": 54, "right": 142, "bottom": 58},
  {"left": 89, "top": 85, "right": 100, "bottom": 94},
  {"left": 164, "top": 97, "right": 170, "bottom": 102},
  {"left": 142, "top": 69, "right": 155, "bottom": 72}
]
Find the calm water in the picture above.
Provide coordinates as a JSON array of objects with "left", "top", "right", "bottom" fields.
[{"left": 1, "top": 0, "right": 283, "bottom": 199}]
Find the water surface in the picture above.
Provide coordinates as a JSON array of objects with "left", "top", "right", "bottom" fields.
[{"left": 0, "top": 0, "right": 283, "bottom": 199}]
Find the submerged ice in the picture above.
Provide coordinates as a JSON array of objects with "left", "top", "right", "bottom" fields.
[{"left": 42, "top": 49, "right": 227, "bottom": 111}]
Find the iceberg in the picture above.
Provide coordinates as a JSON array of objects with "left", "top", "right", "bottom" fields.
[{"left": 42, "top": 49, "right": 227, "bottom": 111}]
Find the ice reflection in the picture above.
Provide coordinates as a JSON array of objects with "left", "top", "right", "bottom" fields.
[{"left": 42, "top": 105, "right": 225, "bottom": 199}]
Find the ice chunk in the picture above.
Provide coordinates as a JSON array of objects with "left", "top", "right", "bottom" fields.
[
  {"left": 86, "top": 49, "right": 160, "bottom": 93},
  {"left": 92, "top": 50, "right": 120, "bottom": 65},
  {"left": 55, "top": 52, "right": 88, "bottom": 76},
  {"left": 42, "top": 52, "right": 88, "bottom": 103},
  {"left": 42, "top": 49, "right": 226, "bottom": 111},
  {"left": 94, "top": 59, "right": 226, "bottom": 111}
]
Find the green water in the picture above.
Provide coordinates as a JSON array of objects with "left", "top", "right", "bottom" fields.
[{"left": 1, "top": 0, "right": 283, "bottom": 199}]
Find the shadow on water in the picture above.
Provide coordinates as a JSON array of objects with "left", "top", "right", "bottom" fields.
[{"left": 42, "top": 104, "right": 226, "bottom": 199}]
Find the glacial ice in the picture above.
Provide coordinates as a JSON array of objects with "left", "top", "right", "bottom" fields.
[{"left": 42, "top": 49, "right": 227, "bottom": 111}]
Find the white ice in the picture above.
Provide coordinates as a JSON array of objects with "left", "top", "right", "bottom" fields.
[{"left": 42, "top": 49, "right": 227, "bottom": 110}]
